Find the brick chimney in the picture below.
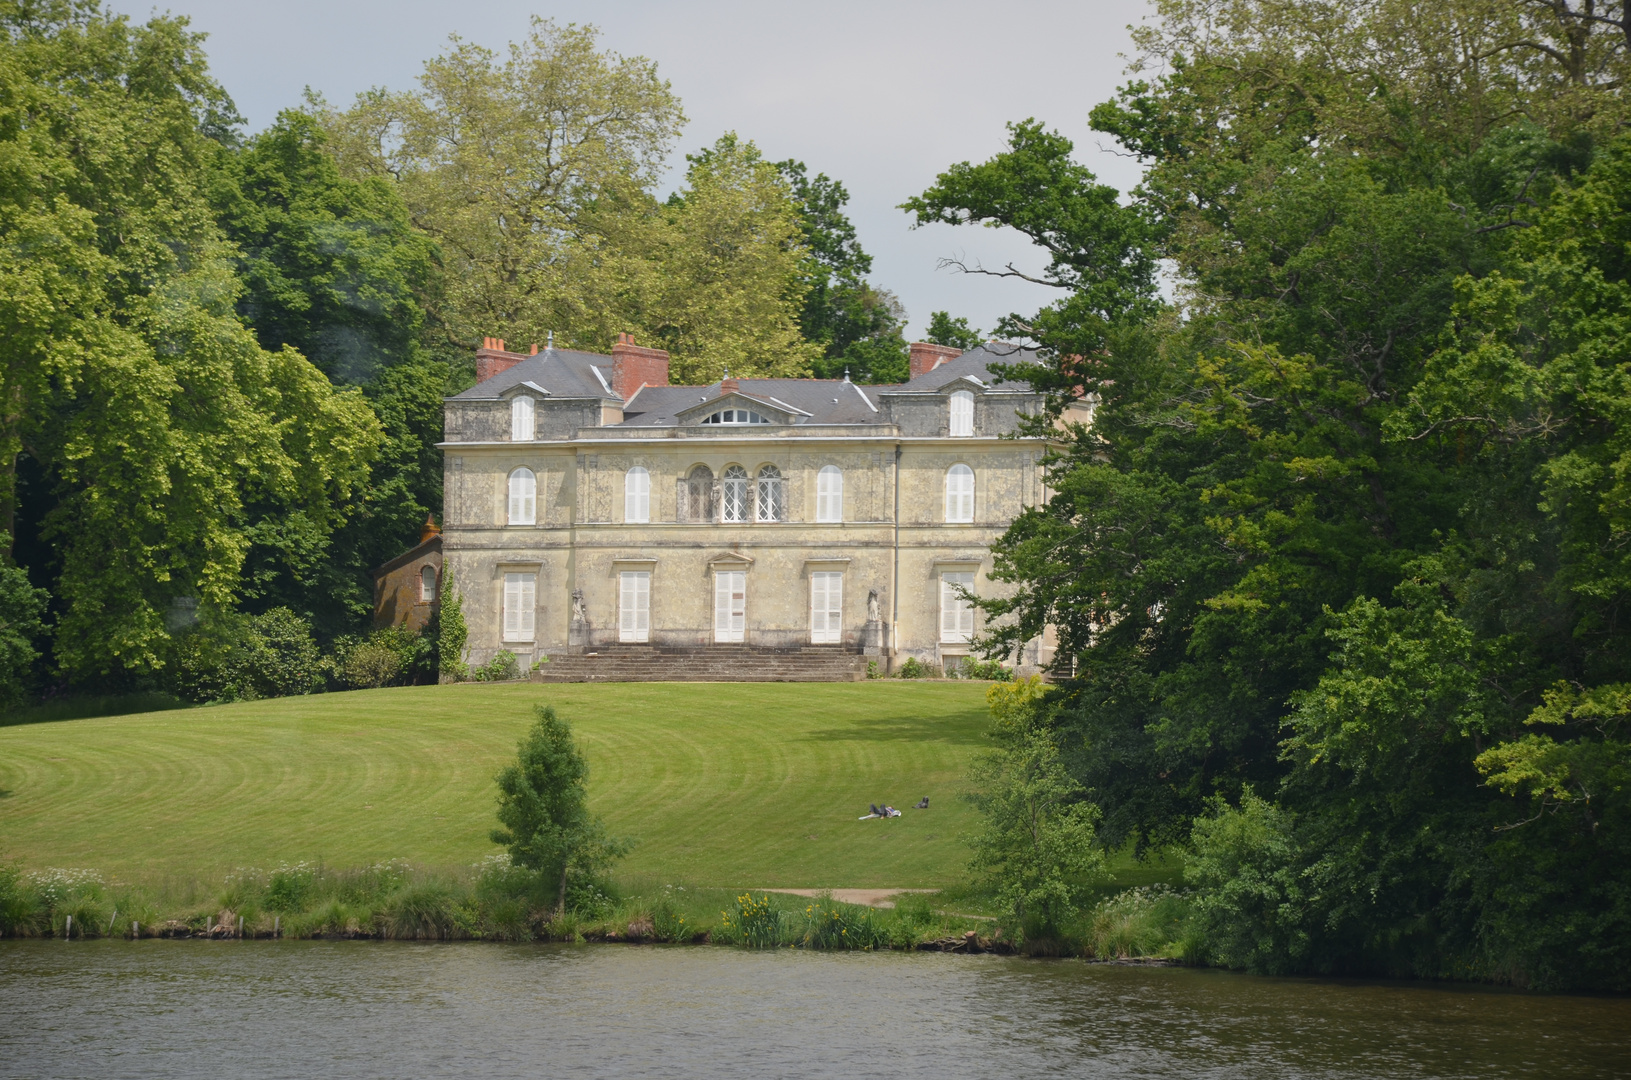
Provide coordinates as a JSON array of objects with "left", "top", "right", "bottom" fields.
[
  {"left": 720, "top": 375, "right": 740, "bottom": 395},
  {"left": 475, "top": 337, "right": 527, "bottom": 384},
  {"left": 609, "top": 332, "right": 670, "bottom": 401},
  {"left": 908, "top": 342, "right": 962, "bottom": 380}
]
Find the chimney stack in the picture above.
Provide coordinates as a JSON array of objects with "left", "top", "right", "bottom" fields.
[
  {"left": 419, "top": 514, "right": 441, "bottom": 544},
  {"left": 475, "top": 337, "right": 526, "bottom": 383},
  {"left": 908, "top": 342, "right": 962, "bottom": 380},
  {"left": 610, "top": 332, "right": 670, "bottom": 401},
  {"left": 720, "top": 375, "right": 740, "bottom": 395}
]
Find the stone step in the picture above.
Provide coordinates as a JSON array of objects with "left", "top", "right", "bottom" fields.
[{"left": 529, "top": 646, "right": 872, "bottom": 684}]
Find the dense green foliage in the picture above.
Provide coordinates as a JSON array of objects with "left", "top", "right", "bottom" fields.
[
  {"left": 0, "top": 6, "right": 918, "bottom": 703},
  {"left": 926, "top": 0, "right": 1631, "bottom": 989},
  {"left": 492, "top": 705, "right": 629, "bottom": 912}
]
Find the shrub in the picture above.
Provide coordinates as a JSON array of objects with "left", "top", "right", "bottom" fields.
[
  {"left": 383, "top": 882, "right": 458, "bottom": 939},
  {"left": 1085, "top": 886, "right": 1193, "bottom": 960},
  {"left": 798, "top": 895, "right": 884, "bottom": 950},
  {"left": 471, "top": 650, "right": 521, "bottom": 682},
  {"left": 866, "top": 660, "right": 881, "bottom": 679},
  {"left": 344, "top": 639, "right": 403, "bottom": 688},
  {"left": 0, "top": 865, "right": 45, "bottom": 937},
  {"left": 264, "top": 863, "right": 316, "bottom": 912},
  {"left": 895, "top": 657, "right": 931, "bottom": 679},
  {"left": 956, "top": 658, "right": 1014, "bottom": 681},
  {"left": 720, "top": 892, "right": 783, "bottom": 948},
  {"left": 170, "top": 607, "right": 321, "bottom": 702}
]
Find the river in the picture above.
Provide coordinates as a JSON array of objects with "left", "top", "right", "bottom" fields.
[{"left": 2, "top": 942, "right": 1627, "bottom": 1079}]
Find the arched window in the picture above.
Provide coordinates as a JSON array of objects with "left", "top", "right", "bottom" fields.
[
  {"left": 625, "top": 466, "right": 650, "bottom": 523},
  {"left": 756, "top": 464, "right": 786, "bottom": 522},
  {"left": 816, "top": 465, "right": 843, "bottom": 523},
  {"left": 701, "top": 409, "right": 771, "bottom": 425},
  {"left": 945, "top": 464, "right": 974, "bottom": 523},
  {"left": 508, "top": 467, "right": 536, "bottom": 525},
  {"left": 681, "top": 464, "right": 715, "bottom": 522},
  {"left": 511, "top": 396, "right": 535, "bottom": 441},
  {"left": 419, "top": 564, "right": 437, "bottom": 602},
  {"left": 949, "top": 389, "right": 974, "bottom": 437},
  {"left": 722, "top": 465, "right": 749, "bottom": 523}
]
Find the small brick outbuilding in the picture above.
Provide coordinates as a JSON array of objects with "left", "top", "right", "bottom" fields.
[{"left": 373, "top": 515, "right": 443, "bottom": 632}]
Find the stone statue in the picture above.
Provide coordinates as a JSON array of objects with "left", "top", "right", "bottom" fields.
[
  {"left": 571, "top": 588, "right": 587, "bottom": 624},
  {"left": 866, "top": 588, "right": 881, "bottom": 623}
]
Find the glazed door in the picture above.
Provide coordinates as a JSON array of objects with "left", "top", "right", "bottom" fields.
[
  {"left": 713, "top": 571, "right": 746, "bottom": 643},
  {"left": 619, "top": 571, "right": 650, "bottom": 643},
  {"left": 810, "top": 572, "right": 842, "bottom": 644}
]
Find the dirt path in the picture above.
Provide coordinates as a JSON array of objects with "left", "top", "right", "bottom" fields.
[{"left": 755, "top": 888, "right": 939, "bottom": 909}]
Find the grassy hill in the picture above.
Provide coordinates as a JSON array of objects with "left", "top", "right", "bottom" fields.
[{"left": 0, "top": 682, "right": 993, "bottom": 889}]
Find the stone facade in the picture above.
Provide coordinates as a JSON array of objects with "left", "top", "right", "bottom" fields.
[{"left": 439, "top": 338, "right": 1070, "bottom": 674}]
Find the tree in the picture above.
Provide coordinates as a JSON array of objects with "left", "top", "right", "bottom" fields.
[
  {"left": 491, "top": 705, "right": 627, "bottom": 913},
  {"left": 0, "top": 561, "right": 47, "bottom": 708},
  {"left": 966, "top": 677, "right": 1106, "bottom": 935},
  {"left": 0, "top": 2, "right": 380, "bottom": 685},
  {"left": 924, "top": 311, "right": 983, "bottom": 350},
  {"left": 213, "top": 109, "right": 452, "bottom": 636},
  {"left": 642, "top": 134, "right": 821, "bottom": 382},
  {"left": 320, "top": 18, "right": 684, "bottom": 353},
  {"left": 777, "top": 160, "right": 909, "bottom": 383},
  {"left": 921, "top": 0, "right": 1631, "bottom": 988}
]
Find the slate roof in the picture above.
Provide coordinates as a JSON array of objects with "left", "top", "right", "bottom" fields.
[
  {"left": 448, "top": 348, "right": 622, "bottom": 402},
  {"left": 448, "top": 343, "right": 1042, "bottom": 427}
]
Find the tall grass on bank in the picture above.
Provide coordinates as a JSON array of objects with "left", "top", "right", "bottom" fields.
[{"left": 0, "top": 859, "right": 1200, "bottom": 960}]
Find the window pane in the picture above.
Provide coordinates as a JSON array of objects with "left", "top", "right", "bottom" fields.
[
  {"left": 511, "top": 396, "right": 535, "bottom": 441},
  {"left": 509, "top": 468, "right": 536, "bottom": 525},
  {"left": 723, "top": 465, "right": 748, "bottom": 522},
  {"left": 816, "top": 465, "right": 842, "bottom": 523},
  {"left": 941, "top": 571, "right": 974, "bottom": 643},
  {"left": 945, "top": 464, "right": 973, "bottom": 523},
  {"left": 625, "top": 466, "right": 650, "bottom": 523},
  {"left": 420, "top": 565, "right": 436, "bottom": 602},
  {"left": 504, "top": 572, "right": 536, "bottom": 642},
  {"left": 950, "top": 390, "right": 973, "bottom": 437}
]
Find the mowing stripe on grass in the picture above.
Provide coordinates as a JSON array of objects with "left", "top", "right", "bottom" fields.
[{"left": 0, "top": 682, "right": 992, "bottom": 888}]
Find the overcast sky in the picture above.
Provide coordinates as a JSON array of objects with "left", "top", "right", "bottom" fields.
[{"left": 109, "top": 0, "right": 1151, "bottom": 339}]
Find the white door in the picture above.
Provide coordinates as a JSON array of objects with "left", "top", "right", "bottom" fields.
[
  {"left": 619, "top": 571, "right": 650, "bottom": 643},
  {"left": 810, "top": 572, "right": 842, "bottom": 644},
  {"left": 714, "top": 571, "right": 746, "bottom": 642},
  {"left": 940, "top": 572, "right": 975, "bottom": 643}
]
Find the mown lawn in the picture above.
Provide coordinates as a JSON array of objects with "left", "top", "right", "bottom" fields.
[{"left": 0, "top": 682, "right": 994, "bottom": 889}]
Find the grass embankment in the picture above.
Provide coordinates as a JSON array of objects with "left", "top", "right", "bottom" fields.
[
  {"left": 0, "top": 682, "right": 990, "bottom": 887},
  {"left": 0, "top": 681, "right": 1187, "bottom": 954}
]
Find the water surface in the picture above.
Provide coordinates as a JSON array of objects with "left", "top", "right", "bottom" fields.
[{"left": 2, "top": 942, "right": 1627, "bottom": 1079}]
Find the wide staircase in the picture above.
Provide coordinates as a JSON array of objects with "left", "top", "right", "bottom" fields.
[{"left": 530, "top": 643, "right": 871, "bottom": 683}]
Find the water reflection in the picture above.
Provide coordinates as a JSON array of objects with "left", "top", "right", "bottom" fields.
[{"left": 1, "top": 942, "right": 1626, "bottom": 1079}]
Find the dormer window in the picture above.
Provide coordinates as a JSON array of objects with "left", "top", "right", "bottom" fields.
[
  {"left": 511, "top": 396, "right": 536, "bottom": 441},
  {"left": 702, "top": 409, "right": 771, "bottom": 425}
]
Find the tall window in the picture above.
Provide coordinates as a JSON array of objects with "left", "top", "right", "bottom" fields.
[
  {"left": 619, "top": 571, "right": 650, "bottom": 643},
  {"left": 945, "top": 464, "right": 974, "bottom": 523},
  {"left": 681, "top": 465, "right": 715, "bottom": 522},
  {"left": 756, "top": 465, "right": 785, "bottom": 522},
  {"left": 508, "top": 467, "right": 536, "bottom": 525},
  {"left": 722, "top": 465, "right": 749, "bottom": 523},
  {"left": 941, "top": 571, "right": 975, "bottom": 643},
  {"left": 625, "top": 466, "right": 650, "bottom": 523},
  {"left": 810, "top": 572, "right": 842, "bottom": 644},
  {"left": 419, "top": 564, "right": 437, "bottom": 602},
  {"left": 714, "top": 570, "right": 746, "bottom": 642},
  {"left": 503, "top": 572, "right": 536, "bottom": 642},
  {"left": 949, "top": 390, "right": 974, "bottom": 437},
  {"left": 511, "top": 396, "right": 535, "bottom": 441},
  {"left": 816, "top": 465, "right": 843, "bottom": 523}
]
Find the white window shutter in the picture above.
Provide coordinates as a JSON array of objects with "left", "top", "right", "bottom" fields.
[
  {"left": 950, "top": 390, "right": 974, "bottom": 437},
  {"left": 817, "top": 466, "right": 842, "bottom": 523},
  {"left": 503, "top": 572, "right": 535, "bottom": 642},
  {"left": 509, "top": 469, "right": 536, "bottom": 525},
  {"left": 620, "top": 571, "right": 650, "bottom": 642},
  {"left": 625, "top": 467, "right": 650, "bottom": 523},
  {"left": 511, "top": 396, "right": 535, "bottom": 441},
  {"left": 941, "top": 572, "right": 974, "bottom": 643}
]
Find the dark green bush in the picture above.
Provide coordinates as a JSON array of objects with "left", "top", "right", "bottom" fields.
[
  {"left": 471, "top": 649, "right": 521, "bottom": 682},
  {"left": 895, "top": 657, "right": 931, "bottom": 679},
  {"left": 169, "top": 607, "right": 322, "bottom": 702}
]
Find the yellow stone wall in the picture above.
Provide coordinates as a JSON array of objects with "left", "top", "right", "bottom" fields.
[{"left": 442, "top": 433, "right": 1054, "bottom": 672}]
